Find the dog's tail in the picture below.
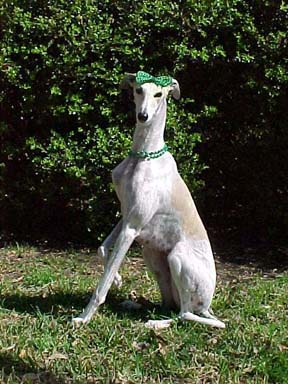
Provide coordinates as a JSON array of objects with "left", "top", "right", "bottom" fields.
[{"left": 181, "top": 311, "right": 225, "bottom": 328}]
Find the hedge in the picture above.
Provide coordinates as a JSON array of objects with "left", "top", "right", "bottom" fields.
[{"left": 0, "top": 0, "right": 287, "bottom": 246}]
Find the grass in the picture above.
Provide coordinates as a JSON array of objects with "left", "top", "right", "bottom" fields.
[{"left": 0, "top": 244, "right": 287, "bottom": 383}]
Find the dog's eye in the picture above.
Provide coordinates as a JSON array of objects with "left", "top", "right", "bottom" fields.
[
  {"left": 136, "top": 88, "right": 143, "bottom": 95},
  {"left": 154, "top": 92, "right": 162, "bottom": 98}
]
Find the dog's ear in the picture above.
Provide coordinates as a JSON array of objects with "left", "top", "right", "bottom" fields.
[
  {"left": 169, "top": 79, "right": 180, "bottom": 100},
  {"left": 120, "top": 73, "right": 136, "bottom": 89}
]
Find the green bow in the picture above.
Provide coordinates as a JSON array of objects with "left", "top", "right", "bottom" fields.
[{"left": 136, "top": 71, "right": 172, "bottom": 87}]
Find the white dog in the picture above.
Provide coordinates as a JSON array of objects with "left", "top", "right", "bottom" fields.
[{"left": 73, "top": 71, "right": 225, "bottom": 329}]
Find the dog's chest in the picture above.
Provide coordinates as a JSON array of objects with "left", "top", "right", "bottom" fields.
[{"left": 112, "top": 155, "right": 174, "bottom": 199}]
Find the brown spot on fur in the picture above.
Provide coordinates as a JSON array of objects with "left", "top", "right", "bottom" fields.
[{"left": 171, "top": 174, "right": 208, "bottom": 240}]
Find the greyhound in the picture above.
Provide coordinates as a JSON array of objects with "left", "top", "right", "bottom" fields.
[{"left": 73, "top": 71, "right": 225, "bottom": 329}]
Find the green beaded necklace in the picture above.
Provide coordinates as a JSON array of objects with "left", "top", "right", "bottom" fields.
[{"left": 129, "top": 143, "right": 169, "bottom": 160}]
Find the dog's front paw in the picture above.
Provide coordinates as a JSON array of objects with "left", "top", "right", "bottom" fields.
[
  {"left": 145, "top": 319, "right": 173, "bottom": 330},
  {"left": 72, "top": 316, "right": 88, "bottom": 327}
]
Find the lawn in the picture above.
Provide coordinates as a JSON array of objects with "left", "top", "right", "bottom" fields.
[{"left": 0, "top": 245, "right": 287, "bottom": 383}]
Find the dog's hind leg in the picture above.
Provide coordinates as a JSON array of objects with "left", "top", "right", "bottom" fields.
[
  {"left": 145, "top": 241, "right": 225, "bottom": 330},
  {"left": 143, "top": 246, "right": 179, "bottom": 330},
  {"left": 168, "top": 241, "right": 225, "bottom": 329},
  {"left": 142, "top": 246, "right": 178, "bottom": 309}
]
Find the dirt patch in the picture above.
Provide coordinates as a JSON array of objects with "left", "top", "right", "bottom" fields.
[{"left": 214, "top": 245, "right": 288, "bottom": 282}]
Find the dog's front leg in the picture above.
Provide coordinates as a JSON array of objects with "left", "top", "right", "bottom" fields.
[
  {"left": 98, "top": 219, "right": 123, "bottom": 288},
  {"left": 72, "top": 224, "right": 138, "bottom": 325}
]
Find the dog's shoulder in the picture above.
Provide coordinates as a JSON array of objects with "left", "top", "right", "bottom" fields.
[{"left": 112, "top": 157, "right": 137, "bottom": 185}]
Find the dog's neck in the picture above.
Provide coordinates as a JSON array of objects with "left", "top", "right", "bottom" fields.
[{"left": 131, "top": 99, "right": 167, "bottom": 153}]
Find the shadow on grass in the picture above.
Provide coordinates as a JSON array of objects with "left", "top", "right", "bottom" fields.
[
  {"left": 215, "top": 243, "right": 288, "bottom": 272},
  {"left": 0, "top": 352, "right": 66, "bottom": 384},
  {"left": 0, "top": 290, "right": 173, "bottom": 322},
  {"left": 0, "top": 292, "right": 88, "bottom": 315}
]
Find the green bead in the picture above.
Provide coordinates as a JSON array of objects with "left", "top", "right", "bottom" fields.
[{"left": 129, "top": 144, "right": 169, "bottom": 160}]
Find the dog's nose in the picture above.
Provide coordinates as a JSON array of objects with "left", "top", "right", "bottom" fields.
[{"left": 138, "top": 112, "right": 148, "bottom": 122}]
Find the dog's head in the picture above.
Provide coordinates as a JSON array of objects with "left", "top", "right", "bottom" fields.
[{"left": 121, "top": 72, "right": 180, "bottom": 125}]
